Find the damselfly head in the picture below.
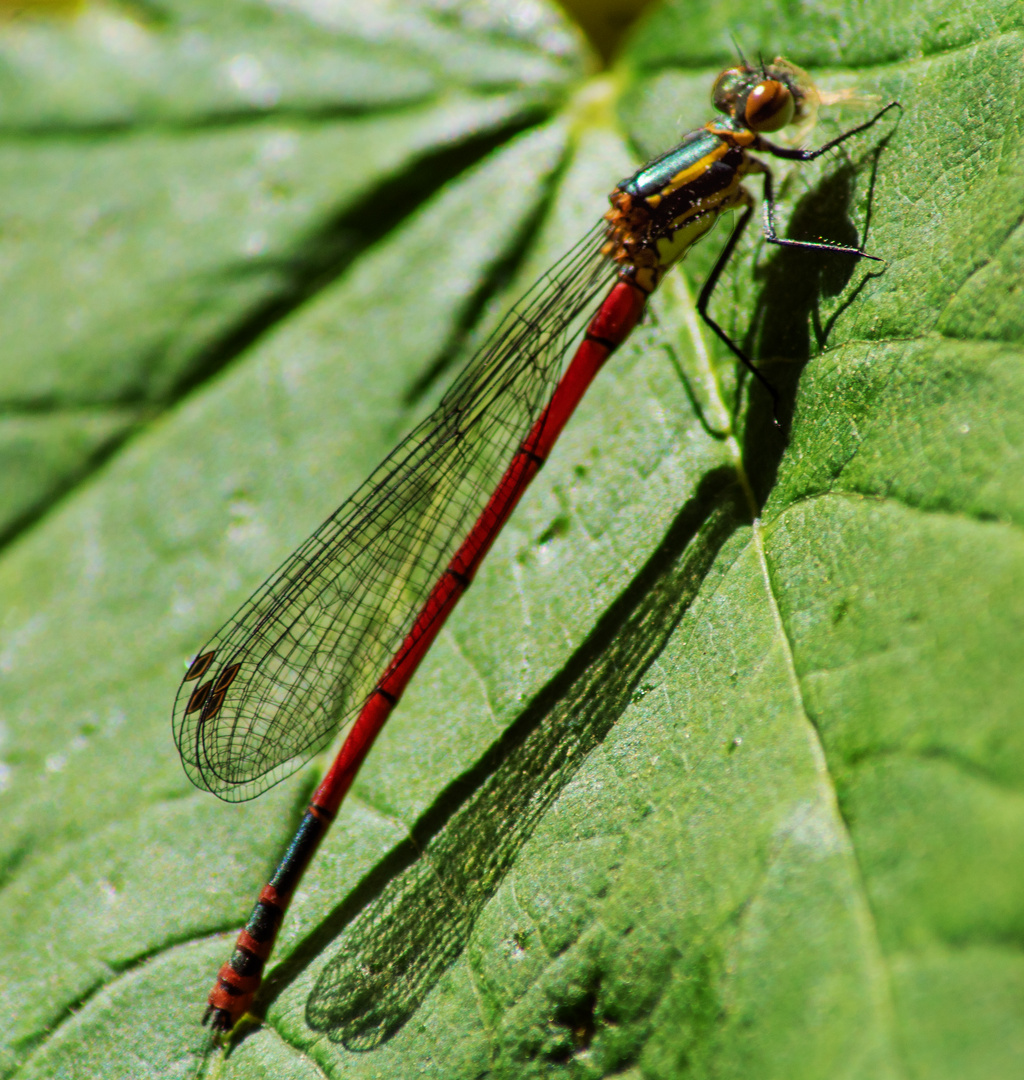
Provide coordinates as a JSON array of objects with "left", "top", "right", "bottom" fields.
[{"left": 711, "top": 56, "right": 817, "bottom": 133}]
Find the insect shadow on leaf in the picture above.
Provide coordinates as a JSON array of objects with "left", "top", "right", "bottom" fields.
[
  {"left": 740, "top": 128, "right": 894, "bottom": 503},
  {"left": 244, "top": 468, "right": 747, "bottom": 1049}
]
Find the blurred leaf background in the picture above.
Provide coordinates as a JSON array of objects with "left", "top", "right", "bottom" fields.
[{"left": 0, "top": 1, "right": 1020, "bottom": 1078}]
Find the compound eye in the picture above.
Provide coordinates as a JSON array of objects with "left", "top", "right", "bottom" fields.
[
  {"left": 712, "top": 67, "right": 747, "bottom": 115},
  {"left": 744, "top": 79, "right": 795, "bottom": 132}
]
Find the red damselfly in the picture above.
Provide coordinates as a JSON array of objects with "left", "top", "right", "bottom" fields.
[{"left": 173, "top": 56, "right": 898, "bottom": 1033}]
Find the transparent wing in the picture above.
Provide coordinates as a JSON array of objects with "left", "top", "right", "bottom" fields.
[{"left": 172, "top": 226, "right": 615, "bottom": 802}]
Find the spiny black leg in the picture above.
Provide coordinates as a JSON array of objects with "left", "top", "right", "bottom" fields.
[
  {"left": 696, "top": 200, "right": 782, "bottom": 424},
  {"left": 760, "top": 167, "right": 881, "bottom": 260},
  {"left": 762, "top": 101, "right": 901, "bottom": 162}
]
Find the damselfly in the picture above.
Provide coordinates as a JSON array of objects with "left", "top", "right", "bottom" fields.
[{"left": 173, "top": 56, "right": 898, "bottom": 1032}]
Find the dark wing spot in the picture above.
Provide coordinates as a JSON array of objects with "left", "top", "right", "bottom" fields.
[
  {"left": 184, "top": 650, "right": 216, "bottom": 682},
  {"left": 186, "top": 681, "right": 213, "bottom": 715},
  {"left": 201, "top": 687, "right": 228, "bottom": 721},
  {"left": 213, "top": 662, "right": 242, "bottom": 694}
]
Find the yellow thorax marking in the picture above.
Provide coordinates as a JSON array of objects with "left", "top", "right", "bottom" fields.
[
  {"left": 645, "top": 139, "right": 730, "bottom": 207},
  {"left": 668, "top": 173, "right": 740, "bottom": 229}
]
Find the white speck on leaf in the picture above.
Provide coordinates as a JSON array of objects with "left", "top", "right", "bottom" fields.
[{"left": 227, "top": 54, "right": 280, "bottom": 108}]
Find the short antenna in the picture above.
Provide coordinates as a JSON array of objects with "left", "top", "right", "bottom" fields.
[{"left": 729, "top": 31, "right": 749, "bottom": 68}]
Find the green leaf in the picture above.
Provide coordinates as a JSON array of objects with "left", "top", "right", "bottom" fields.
[{"left": 1, "top": 1, "right": 1021, "bottom": 1078}]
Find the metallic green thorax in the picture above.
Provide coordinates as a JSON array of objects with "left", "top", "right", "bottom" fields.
[{"left": 620, "top": 128, "right": 733, "bottom": 200}]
